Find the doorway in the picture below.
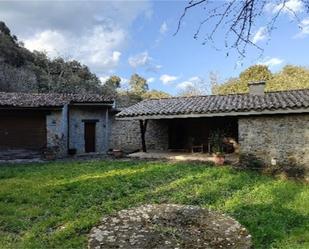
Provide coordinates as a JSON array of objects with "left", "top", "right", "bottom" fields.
[{"left": 84, "top": 122, "right": 96, "bottom": 153}]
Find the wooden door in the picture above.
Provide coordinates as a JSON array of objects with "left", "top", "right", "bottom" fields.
[
  {"left": 84, "top": 122, "right": 96, "bottom": 153},
  {"left": 0, "top": 113, "right": 46, "bottom": 150}
]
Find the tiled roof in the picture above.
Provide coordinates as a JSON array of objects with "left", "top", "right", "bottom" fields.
[
  {"left": 0, "top": 92, "right": 113, "bottom": 108},
  {"left": 117, "top": 89, "right": 309, "bottom": 118}
]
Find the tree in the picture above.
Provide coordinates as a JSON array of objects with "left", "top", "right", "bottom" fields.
[
  {"left": 142, "top": 90, "right": 170, "bottom": 99},
  {"left": 213, "top": 64, "right": 309, "bottom": 94},
  {"left": 176, "top": 1, "right": 309, "bottom": 57},
  {"left": 213, "top": 65, "right": 273, "bottom": 94},
  {"left": 268, "top": 65, "right": 309, "bottom": 91},
  {"left": 0, "top": 21, "right": 33, "bottom": 67},
  {"left": 104, "top": 75, "right": 121, "bottom": 89},
  {"left": 240, "top": 65, "right": 272, "bottom": 82},
  {"left": 0, "top": 21, "right": 102, "bottom": 94},
  {"left": 129, "top": 73, "right": 148, "bottom": 95},
  {"left": 102, "top": 75, "right": 121, "bottom": 97}
]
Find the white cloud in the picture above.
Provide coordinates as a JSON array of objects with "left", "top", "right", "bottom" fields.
[
  {"left": 294, "top": 18, "right": 309, "bottom": 38},
  {"left": 0, "top": 1, "right": 152, "bottom": 34},
  {"left": 160, "top": 74, "right": 179, "bottom": 84},
  {"left": 148, "top": 64, "right": 163, "bottom": 73},
  {"left": 128, "top": 51, "right": 151, "bottom": 68},
  {"left": 177, "top": 80, "right": 194, "bottom": 90},
  {"left": 99, "top": 76, "right": 110, "bottom": 84},
  {"left": 176, "top": 76, "right": 211, "bottom": 95},
  {"left": 24, "top": 25, "right": 125, "bottom": 72},
  {"left": 78, "top": 26, "right": 124, "bottom": 70},
  {"left": 252, "top": 27, "right": 268, "bottom": 43},
  {"left": 128, "top": 51, "right": 162, "bottom": 72},
  {"left": 258, "top": 57, "right": 284, "bottom": 67},
  {"left": 24, "top": 30, "right": 70, "bottom": 58},
  {"left": 159, "top": 21, "right": 168, "bottom": 34},
  {"left": 266, "top": 0, "right": 304, "bottom": 14},
  {"left": 2, "top": 1, "right": 152, "bottom": 75},
  {"left": 147, "top": 77, "right": 155, "bottom": 83},
  {"left": 176, "top": 76, "right": 201, "bottom": 90}
]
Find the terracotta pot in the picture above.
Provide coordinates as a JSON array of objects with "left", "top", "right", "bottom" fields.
[
  {"left": 113, "top": 149, "right": 123, "bottom": 158},
  {"left": 214, "top": 155, "right": 225, "bottom": 165},
  {"left": 44, "top": 152, "right": 56, "bottom": 160}
]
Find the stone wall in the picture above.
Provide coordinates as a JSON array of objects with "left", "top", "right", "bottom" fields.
[
  {"left": 146, "top": 120, "right": 169, "bottom": 151},
  {"left": 239, "top": 114, "right": 309, "bottom": 169},
  {"left": 69, "top": 106, "right": 109, "bottom": 154},
  {"left": 109, "top": 119, "right": 141, "bottom": 152},
  {"left": 46, "top": 106, "right": 68, "bottom": 157},
  {"left": 109, "top": 116, "right": 169, "bottom": 152}
]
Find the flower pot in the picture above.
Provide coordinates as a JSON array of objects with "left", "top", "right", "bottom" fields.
[
  {"left": 44, "top": 152, "right": 56, "bottom": 160},
  {"left": 43, "top": 147, "right": 58, "bottom": 160},
  {"left": 113, "top": 149, "right": 123, "bottom": 158},
  {"left": 213, "top": 155, "right": 225, "bottom": 165}
]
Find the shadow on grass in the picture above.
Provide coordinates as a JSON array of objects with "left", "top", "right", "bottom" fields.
[
  {"left": 0, "top": 161, "right": 307, "bottom": 249},
  {"left": 148, "top": 166, "right": 261, "bottom": 205},
  {"left": 9, "top": 162, "right": 211, "bottom": 248},
  {"left": 139, "top": 166, "right": 309, "bottom": 249},
  {"left": 231, "top": 203, "right": 308, "bottom": 249},
  {"left": 226, "top": 180, "right": 309, "bottom": 249}
]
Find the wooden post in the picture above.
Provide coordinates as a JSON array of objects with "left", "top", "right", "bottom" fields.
[{"left": 139, "top": 120, "right": 148, "bottom": 152}]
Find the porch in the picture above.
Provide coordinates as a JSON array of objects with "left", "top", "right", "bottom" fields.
[{"left": 136, "top": 116, "right": 240, "bottom": 163}]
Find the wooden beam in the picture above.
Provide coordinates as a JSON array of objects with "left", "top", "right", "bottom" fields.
[{"left": 139, "top": 119, "right": 148, "bottom": 152}]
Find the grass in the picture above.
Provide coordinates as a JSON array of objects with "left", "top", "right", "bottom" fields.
[{"left": 0, "top": 160, "right": 308, "bottom": 249}]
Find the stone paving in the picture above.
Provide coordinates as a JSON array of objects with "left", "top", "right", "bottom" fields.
[{"left": 88, "top": 204, "right": 252, "bottom": 249}]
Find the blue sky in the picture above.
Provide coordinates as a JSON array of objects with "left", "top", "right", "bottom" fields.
[{"left": 1, "top": 0, "right": 309, "bottom": 95}]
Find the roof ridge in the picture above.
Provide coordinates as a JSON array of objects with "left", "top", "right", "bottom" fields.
[
  {"left": 142, "top": 88, "right": 309, "bottom": 102},
  {"left": 0, "top": 91, "right": 105, "bottom": 96}
]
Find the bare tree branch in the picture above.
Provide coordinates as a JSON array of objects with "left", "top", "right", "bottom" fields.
[{"left": 175, "top": 0, "right": 309, "bottom": 58}]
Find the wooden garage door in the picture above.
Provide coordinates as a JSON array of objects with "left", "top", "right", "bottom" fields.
[{"left": 0, "top": 114, "right": 46, "bottom": 150}]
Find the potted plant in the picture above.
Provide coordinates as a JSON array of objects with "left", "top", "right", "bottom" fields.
[{"left": 208, "top": 130, "right": 226, "bottom": 165}]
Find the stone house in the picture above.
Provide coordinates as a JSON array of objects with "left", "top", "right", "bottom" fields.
[
  {"left": 116, "top": 82, "right": 309, "bottom": 169},
  {"left": 0, "top": 92, "right": 114, "bottom": 158},
  {"left": 0, "top": 82, "right": 308, "bottom": 170}
]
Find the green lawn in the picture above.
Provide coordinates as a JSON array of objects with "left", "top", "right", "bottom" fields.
[{"left": 0, "top": 160, "right": 308, "bottom": 249}]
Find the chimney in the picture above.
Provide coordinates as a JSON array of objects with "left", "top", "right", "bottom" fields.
[{"left": 248, "top": 81, "right": 266, "bottom": 96}]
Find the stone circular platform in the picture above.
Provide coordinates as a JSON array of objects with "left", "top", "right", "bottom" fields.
[{"left": 88, "top": 204, "right": 252, "bottom": 249}]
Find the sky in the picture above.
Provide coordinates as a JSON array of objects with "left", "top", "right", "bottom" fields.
[{"left": 1, "top": 0, "right": 309, "bottom": 95}]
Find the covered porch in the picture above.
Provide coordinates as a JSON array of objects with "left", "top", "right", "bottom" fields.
[{"left": 135, "top": 116, "right": 240, "bottom": 163}]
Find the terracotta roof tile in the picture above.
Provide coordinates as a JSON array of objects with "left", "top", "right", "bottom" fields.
[
  {"left": 0, "top": 92, "right": 113, "bottom": 108},
  {"left": 117, "top": 89, "right": 309, "bottom": 118}
]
